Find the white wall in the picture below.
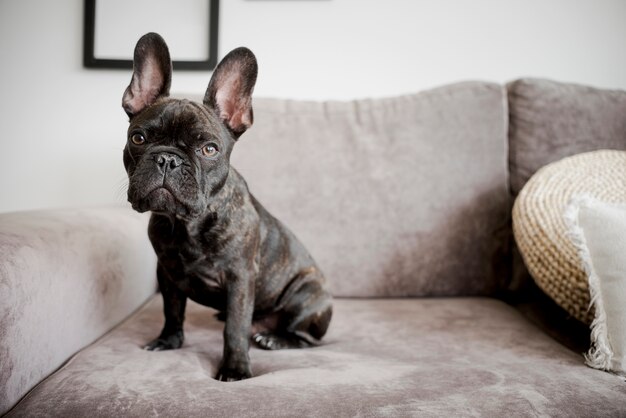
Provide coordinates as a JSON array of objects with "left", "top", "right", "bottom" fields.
[{"left": 1, "top": 0, "right": 625, "bottom": 213}]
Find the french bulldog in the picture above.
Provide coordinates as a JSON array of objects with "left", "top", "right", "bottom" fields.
[{"left": 122, "top": 33, "right": 332, "bottom": 381}]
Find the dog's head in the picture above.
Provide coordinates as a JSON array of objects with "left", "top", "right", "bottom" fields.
[{"left": 122, "top": 33, "right": 257, "bottom": 219}]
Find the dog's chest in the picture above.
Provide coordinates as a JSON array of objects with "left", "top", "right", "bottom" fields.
[
  {"left": 178, "top": 239, "right": 224, "bottom": 289},
  {"left": 153, "top": 223, "right": 227, "bottom": 294},
  {"left": 178, "top": 229, "right": 233, "bottom": 292}
]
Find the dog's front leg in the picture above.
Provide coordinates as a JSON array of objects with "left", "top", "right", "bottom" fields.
[
  {"left": 216, "top": 273, "right": 254, "bottom": 381},
  {"left": 144, "top": 263, "right": 187, "bottom": 351}
]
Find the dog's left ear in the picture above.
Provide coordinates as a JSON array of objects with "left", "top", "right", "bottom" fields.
[
  {"left": 204, "top": 47, "right": 258, "bottom": 139},
  {"left": 122, "top": 33, "right": 172, "bottom": 118}
]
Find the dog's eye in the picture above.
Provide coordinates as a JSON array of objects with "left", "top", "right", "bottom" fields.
[
  {"left": 130, "top": 133, "right": 145, "bottom": 145},
  {"left": 201, "top": 144, "right": 218, "bottom": 157}
]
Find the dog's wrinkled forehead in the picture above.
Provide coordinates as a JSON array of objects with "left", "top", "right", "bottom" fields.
[{"left": 130, "top": 98, "right": 230, "bottom": 147}]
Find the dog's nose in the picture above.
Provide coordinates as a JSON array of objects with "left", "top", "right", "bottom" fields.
[{"left": 156, "top": 153, "right": 182, "bottom": 172}]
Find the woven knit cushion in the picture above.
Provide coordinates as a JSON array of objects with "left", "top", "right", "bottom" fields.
[{"left": 512, "top": 150, "right": 626, "bottom": 324}]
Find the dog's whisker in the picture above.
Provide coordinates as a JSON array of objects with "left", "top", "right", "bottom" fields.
[{"left": 114, "top": 177, "right": 129, "bottom": 202}]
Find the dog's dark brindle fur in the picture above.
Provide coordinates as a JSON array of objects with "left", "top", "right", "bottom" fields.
[{"left": 122, "top": 33, "right": 332, "bottom": 381}]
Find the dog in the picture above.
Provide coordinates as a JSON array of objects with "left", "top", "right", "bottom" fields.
[{"left": 122, "top": 33, "right": 333, "bottom": 381}]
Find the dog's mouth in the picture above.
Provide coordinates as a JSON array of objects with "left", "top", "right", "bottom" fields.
[
  {"left": 148, "top": 186, "right": 175, "bottom": 200},
  {"left": 128, "top": 183, "right": 204, "bottom": 219},
  {"left": 130, "top": 185, "right": 178, "bottom": 213}
]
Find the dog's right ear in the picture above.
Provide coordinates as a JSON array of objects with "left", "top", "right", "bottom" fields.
[
  {"left": 203, "top": 47, "right": 258, "bottom": 139},
  {"left": 122, "top": 33, "right": 172, "bottom": 118}
]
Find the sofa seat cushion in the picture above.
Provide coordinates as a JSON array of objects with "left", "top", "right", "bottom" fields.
[{"left": 8, "top": 297, "right": 625, "bottom": 417}]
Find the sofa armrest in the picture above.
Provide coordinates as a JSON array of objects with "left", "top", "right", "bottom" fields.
[{"left": 0, "top": 207, "right": 157, "bottom": 414}]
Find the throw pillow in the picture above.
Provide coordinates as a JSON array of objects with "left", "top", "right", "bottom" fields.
[{"left": 565, "top": 196, "right": 626, "bottom": 375}]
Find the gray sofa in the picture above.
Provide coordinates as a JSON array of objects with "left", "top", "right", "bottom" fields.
[{"left": 2, "top": 78, "right": 626, "bottom": 417}]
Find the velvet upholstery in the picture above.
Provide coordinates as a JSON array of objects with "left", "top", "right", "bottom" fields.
[
  {"left": 3, "top": 78, "right": 626, "bottom": 416},
  {"left": 7, "top": 296, "right": 626, "bottom": 417},
  {"left": 0, "top": 208, "right": 157, "bottom": 414},
  {"left": 228, "top": 82, "right": 511, "bottom": 297}
]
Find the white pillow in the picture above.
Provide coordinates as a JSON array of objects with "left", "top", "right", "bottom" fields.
[{"left": 565, "top": 196, "right": 626, "bottom": 375}]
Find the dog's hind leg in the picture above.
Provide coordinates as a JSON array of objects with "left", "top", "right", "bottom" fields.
[{"left": 252, "top": 277, "right": 332, "bottom": 350}]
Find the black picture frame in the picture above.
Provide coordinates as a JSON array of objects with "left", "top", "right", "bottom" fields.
[{"left": 83, "top": 0, "right": 219, "bottom": 70}]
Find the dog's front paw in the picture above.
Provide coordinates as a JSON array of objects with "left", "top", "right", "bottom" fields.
[
  {"left": 143, "top": 330, "right": 184, "bottom": 351},
  {"left": 216, "top": 365, "right": 251, "bottom": 382}
]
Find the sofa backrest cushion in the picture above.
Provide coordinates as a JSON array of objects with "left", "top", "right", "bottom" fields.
[
  {"left": 508, "top": 78, "right": 626, "bottom": 196},
  {"left": 214, "top": 82, "right": 511, "bottom": 297},
  {"left": 507, "top": 78, "right": 626, "bottom": 295}
]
